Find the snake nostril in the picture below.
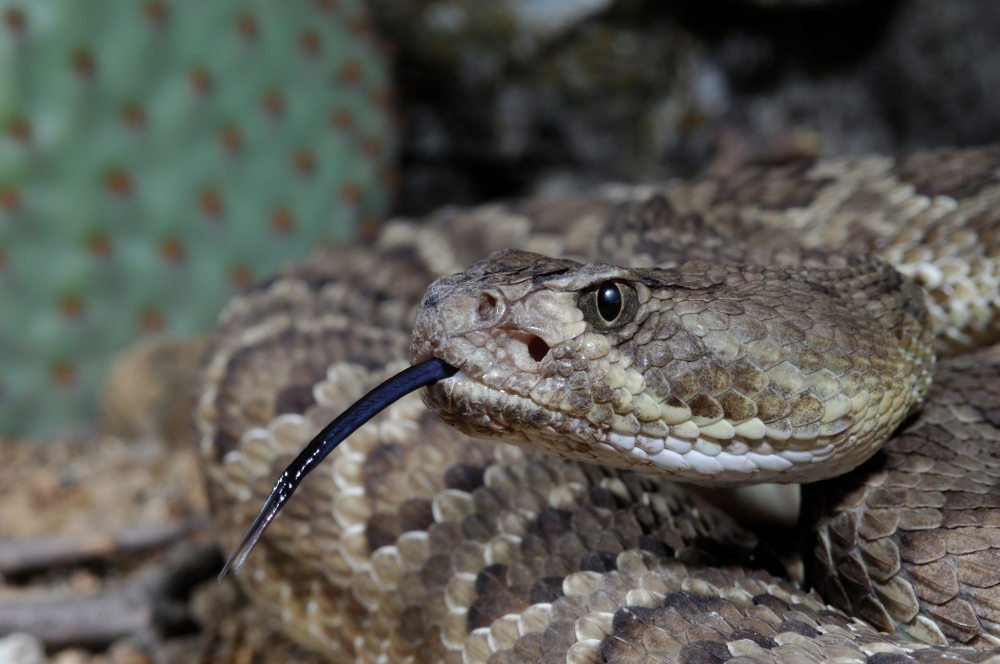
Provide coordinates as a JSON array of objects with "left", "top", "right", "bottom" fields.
[
  {"left": 527, "top": 336, "right": 550, "bottom": 362},
  {"left": 477, "top": 293, "right": 499, "bottom": 321}
]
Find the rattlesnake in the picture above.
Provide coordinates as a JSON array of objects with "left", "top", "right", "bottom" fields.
[{"left": 197, "top": 145, "right": 1000, "bottom": 663}]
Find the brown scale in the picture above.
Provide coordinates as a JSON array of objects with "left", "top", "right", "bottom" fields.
[
  {"left": 894, "top": 146, "right": 1000, "bottom": 201},
  {"left": 400, "top": 450, "right": 778, "bottom": 664},
  {"left": 362, "top": 416, "right": 493, "bottom": 550},
  {"left": 807, "top": 344, "right": 1000, "bottom": 647},
  {"left": 206, "top": 325, "right": 408, "bottom": 460},
  {"left": 487, "top": 559, "right": 936, "bottom": 664}
]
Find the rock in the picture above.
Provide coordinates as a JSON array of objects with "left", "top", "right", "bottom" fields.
[
  {"left": 373, "top": 0, "right": 717, "bottom": 213},
  {"left": 50, "top": 650, "right": 89, "bottom": 664},
  {"left": 0, "top": 633, "right": 44, "bottom": 664},
  {"left": 873, "top": 0, "right": 1000, "bottom": 149},
  {"left": 376, "top": 0, "right": 1000, "bottom": 216},
  {"left": 107, "top": 640, "right": 151, "bottom": 664}
]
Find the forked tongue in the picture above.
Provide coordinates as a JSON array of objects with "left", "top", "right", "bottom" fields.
[{"left": 218, "top": 357, "right": 458, "bottom": 580}]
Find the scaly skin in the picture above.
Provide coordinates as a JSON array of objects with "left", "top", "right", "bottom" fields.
[
  {"left": 198, "top": 145, "right": 1000, "bottom": 661},
  {"left": 413, "top": 250, "right": 934, "bottom": 485}
]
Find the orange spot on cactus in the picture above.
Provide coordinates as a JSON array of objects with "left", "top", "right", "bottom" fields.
[
  {"left": 3, "top": 8, "right": 25, "bottom": 35},
  {"left": 350, "top": 17, "right": 369, "bottom": 34},
  {"left": 293, "top": 149, "right": 316, "bottom": 177},
  {"left": 261, "top": 90, "right": 283, "bottom": 118},
  {"left": 373, "top": 89, "right": 391, "bottom": 107},
  {"left": 161, "top": 237, "right": 184, "bottom": 262},
  {"left": 73, "top": 49, "right": 96, "bottom": 78},
  {"left": 338, "top": 60, "right": 361, "bottom": 84},
  {"left": 60, "top": 295, "right": 84, "bottom": 320},
  {"left": 236, "top": 12, "right": 257, "bottom": 43},
  {"left": 87, "top": 232, "right": 112, "bottom": 258},
  {"left": 189, "top": 67, "right": 212, "bottom": 96},
  {"left": 300, "top": 30, "right": 320, "bottom": 57},
  {"left": 144, "top": 1, "right": 168, "bottom": 25},
  {"left": 0, "top": 186, "right": 18, "bottom": 212},
  {"left": 342, "top": 182, "right": 362, "bottom": 204},
  {"left": 270, "top": 207, "right": 294, "bottom": 234},
  {"left": 122, "top": 103, "right": 145, "bottom": 130},
  {"left": 139, "top": 308, "right": 163, "bottom": 331},
  {"left": 219, "top": 125, "right": 242, "bottom": 154},
  {"left": 362, "top": 138, "right": 381, "bottom": 157},
  {"left": 52, "top": 361, "right": 76, "bottom": 386},
  {"left": 7, "top": 117, "right": 31, "bottom": 143},
  {"left": 105, "top": 169, "right": 131, "bottom": 195},
  {"left": 230, "top": 264, "right": 252, "bottom": 290},
  {"left": 105, "top": 169, "right": 132, "bottom": 196},
  {"left": 331, "top": 108, "right": 352, "bottom": 131},
  {"left": 199, "top": 189, "right": 223, "bottom": 218},
  {"left": 315, "top": 0, "right": 337, "bottom": 12}
]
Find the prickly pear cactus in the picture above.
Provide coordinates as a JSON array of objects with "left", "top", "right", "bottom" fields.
[{"left": 0, "top": 1, "right": 395, "bottom": 435}]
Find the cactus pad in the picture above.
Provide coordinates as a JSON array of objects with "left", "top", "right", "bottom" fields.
[{"left": 0, "top": 0, "right": 395, "bottom": 435}]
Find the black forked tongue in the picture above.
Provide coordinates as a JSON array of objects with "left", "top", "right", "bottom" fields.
[{"left": 219, "top": 357, "right": 458, "bottom": 580}]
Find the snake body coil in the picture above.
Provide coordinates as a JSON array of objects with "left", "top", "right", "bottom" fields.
[{"left": 198, "top": 146, "right": 1000, "bottom": 662}]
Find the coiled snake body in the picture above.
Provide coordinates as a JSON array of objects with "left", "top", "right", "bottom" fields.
[{"left": 198, "top": 146, "right": 1000, "bottom": 663}]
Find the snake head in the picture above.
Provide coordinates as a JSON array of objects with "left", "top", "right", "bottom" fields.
[{"left": 411, "top": 249, "right": 935, "bottom": 486}]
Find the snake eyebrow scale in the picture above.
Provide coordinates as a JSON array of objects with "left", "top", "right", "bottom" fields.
[{"left": 218, "top": 357, "right": 458, "bottom": 580}]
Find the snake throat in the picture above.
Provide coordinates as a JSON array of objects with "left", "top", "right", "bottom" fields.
[
  {"left": 218, "top": 357, "right": 458, "bottom": 579},
  {"left": 411, "top": 249, "right": 937, "bottom": 486}
]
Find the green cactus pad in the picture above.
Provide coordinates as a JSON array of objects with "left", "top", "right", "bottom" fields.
[{"left": 0, "top": 0, "right": 395, "bottom": 435}]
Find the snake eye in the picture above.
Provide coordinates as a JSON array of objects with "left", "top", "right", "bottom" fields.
[
  {"left": 597, "top": 283, "right": 622, "bottom": 321},
  {"left": 580, "top": 280, "right": 638, "bottom": 331}
]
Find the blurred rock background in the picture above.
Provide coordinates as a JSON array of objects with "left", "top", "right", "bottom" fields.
[{"left": 375, "top": 0, "right": 1000, "bottom": 214}]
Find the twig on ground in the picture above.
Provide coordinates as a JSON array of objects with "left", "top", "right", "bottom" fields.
[
  {"left": 0, "top": 539, "right": 222, "bottom": 650},
  {"left": 0, "top": 515, "right": 210, "bottom": 577}
]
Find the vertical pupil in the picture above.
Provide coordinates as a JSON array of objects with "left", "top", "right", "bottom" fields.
[{"left": 597, "top": 283, "right": 622, "bottom": 321}]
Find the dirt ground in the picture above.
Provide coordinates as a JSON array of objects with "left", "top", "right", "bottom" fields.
[{"left": 0, "top": 431, "right": 327, "bottom": 664}]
